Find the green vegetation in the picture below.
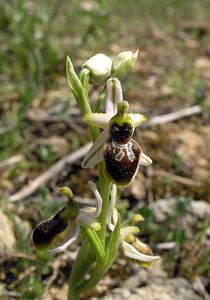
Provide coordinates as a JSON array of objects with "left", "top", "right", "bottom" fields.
[{"left": 1, "top": 0, "right": 210, "bottom": 299}]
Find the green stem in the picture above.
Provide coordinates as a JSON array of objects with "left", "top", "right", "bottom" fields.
[
  {"left": 76, "top": 258, "right": 105, "bottom": 294},
  {"left": 68, "top": 240, "right": 95, "bottom": 300}
]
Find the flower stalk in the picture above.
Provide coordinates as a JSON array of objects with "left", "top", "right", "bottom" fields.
[{"left": 32, "top": 51, "right": 159, "bottom": 300}]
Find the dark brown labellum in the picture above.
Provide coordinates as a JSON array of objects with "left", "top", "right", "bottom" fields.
[
  {"left": 110, "top": 122, "right": 134, "bottom": 144},
  {"left": 32, "top": 208, "right": 68, "bottom": 250},
  {"left": 103, "top": 139, "right": 141, "bottom": 186}
]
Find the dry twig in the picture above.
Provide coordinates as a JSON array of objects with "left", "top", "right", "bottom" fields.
[
  {"left": 151, "top": 168, "right": 202, "bottom": 187},
  {"left": 26, "top": 109, "right": 84, "bottom": 134},
  {"left": 9, "top": 143, "right": 91, "bottom": 202},
  {"left": 142, "top": 105, "right": 202, "bottom": 128},
  {"left": 0, "top": 155, "right": 24, "bottom": 170}
]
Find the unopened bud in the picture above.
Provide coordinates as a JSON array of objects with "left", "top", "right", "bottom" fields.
[
  {"left": 111, "top": 50, "right": 139, "bottom": 79},
  {"left": 82, "top": 53, "right": 112, "bottom": 84}
]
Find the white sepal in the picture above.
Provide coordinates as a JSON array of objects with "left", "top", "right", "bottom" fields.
[
  {"left": 139, "top": 152, "right": 152, "bottom": 166},
  {"left": 82, "top": 128, "right": 110, "bottom": 168},
  {"left": 105, "top": 78, "right": 123, "bottom": 115},
  {"left": 84, "top": 113, "right": 111, "bottom": 128},
  {"left": 128, "top": 113, "right": 147, "bottom": 127},
  {"left": 121, "top": 240, "right": 160, "bottom": 262},
  {"left": 107, "top": 184, "right": 118, "bottom": 231},
  {"left": 76, "top": 211, "right": 101, "bottom": 231},
  {"left": 87, "top": 181, "right": 102, "bottom": 218}
]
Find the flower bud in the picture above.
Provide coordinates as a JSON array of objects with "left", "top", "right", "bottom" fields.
[
  {"left": 111, "top": 50, "right": 139, "bottom": 79},
  {"left": 82, "top": 53, "right": 112, "bottom": 84}
]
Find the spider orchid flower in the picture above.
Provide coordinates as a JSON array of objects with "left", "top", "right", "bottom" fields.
[
  {"left": 107, "top": 184, "right": 160, "bottom": 264},
  {"left": 82, "top": 78, "right": 152, "bottom": 186},
  {"left": 32, "top": 181, "right": 102, "bottom": 254}
]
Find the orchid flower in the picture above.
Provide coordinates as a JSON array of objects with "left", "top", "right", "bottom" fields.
[
  {"left": 107, "top": 184, "right": 160, "bottom": 264},
  {"left": 82, "top": 78, "right": 152, "bottom": 186},
  {"left": 32, "top": 181, "right": 102, "bottom": 254}
]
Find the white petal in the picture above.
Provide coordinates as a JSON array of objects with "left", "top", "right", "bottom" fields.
[
  {"left": 128, "top": 113, "right": 147, "bottom": 127},
  {"left": 82, "top": 129, "right": 110, "bottom": 168},
  {"left": 121, "top": 241, "right": 160, "bottom": 262},
  {"left": 88, "top": 181, "right": 102, "bottom": 218},
  {"left": 76, "top": 211, "right": 101, "bottom": 231},
  {"left": 108, "top": 208, "right": 118, "bottom": 232},
  {"left": 105, "top": 78, "right": 123, "bottom": 115},
  {"left": 79, "top": 207, "right": 96, "bottom": 214},
  {"left": 107, "top": 184, "right": 118, "bottom": 231},
  {"left": 84, "top": 113, "right": 111, "bottom": 128},
  {"left": 80, "top": 181, "right": 102, "bottom": 219},
  {"left": 48, "top": 223, "right": 80, "bottom": 254},
  {"left": 139, "top": 152, "right": 152, "bottom": 166}
]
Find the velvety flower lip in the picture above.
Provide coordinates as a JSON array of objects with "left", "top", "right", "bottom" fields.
[
  {"left": 82, "top": 78, "right": 152, "bottom": 170},
  {"left": 32, "top": 181, "right": 102, "bottom": 254}
]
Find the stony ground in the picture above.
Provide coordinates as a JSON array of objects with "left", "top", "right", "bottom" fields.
[{"left": 0, "top": 1, "right": 210, "bottom": 299}]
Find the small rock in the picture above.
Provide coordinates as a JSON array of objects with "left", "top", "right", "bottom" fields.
[
  {"left": 40, "top": 136, "right": 69, "bottom": 157},
  {"left": 97, "top": 278, "right": 203, "bottom": 300},
  {"left": 150, "top": 198, "right": 210, "bottom": 238},
  {"left": 0, "top": 211, "right": 16, "bottom": 253}
]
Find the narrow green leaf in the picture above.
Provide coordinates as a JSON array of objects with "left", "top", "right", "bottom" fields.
[
  {"left": 66, "top": 56, "right": 91, "bottom": 114},
  {"left": 104, "top": 214, "right": 121, "bottom": 272}
]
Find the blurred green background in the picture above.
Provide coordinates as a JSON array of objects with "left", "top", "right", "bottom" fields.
[{"left": 0, "top": 0, "right": 210, "bottom": 299}]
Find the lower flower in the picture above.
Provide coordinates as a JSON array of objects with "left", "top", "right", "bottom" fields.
[
  {"left": 32, "top": 181, "right": 102, "bottom": 254},
  {"left": 107, "top": 184, "right": 160, "bottom": 264}
]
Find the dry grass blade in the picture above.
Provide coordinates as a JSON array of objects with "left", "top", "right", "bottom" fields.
[{"left": 9, "top": 143, "right": 91, "bottom": 202}]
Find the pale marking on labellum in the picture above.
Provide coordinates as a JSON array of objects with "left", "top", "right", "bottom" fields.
[{"left": 112, "top": 140, "right": 135, "bottom": 162}]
